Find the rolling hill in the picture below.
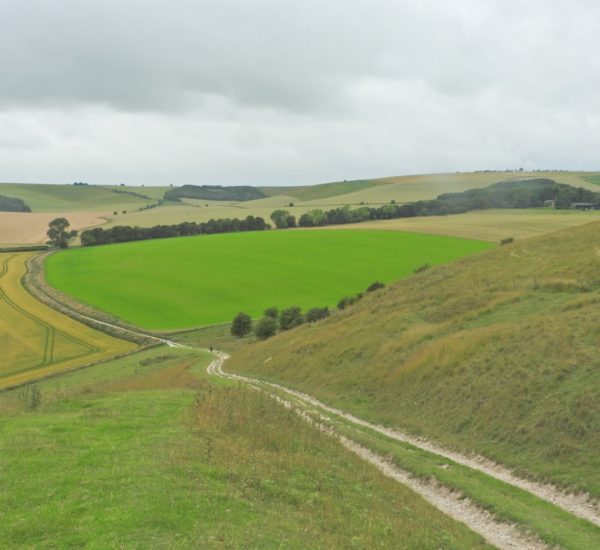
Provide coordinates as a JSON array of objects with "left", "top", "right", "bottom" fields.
[{"left": 227, "top": 220, "right": 600, "bottom": 497}]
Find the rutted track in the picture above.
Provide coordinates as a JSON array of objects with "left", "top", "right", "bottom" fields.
[
  {"left": 206, "top": 352, "right": 600, "bottom": 529},
  {"left": 207, "top": 352, "right": 548, "bottom": 550}
]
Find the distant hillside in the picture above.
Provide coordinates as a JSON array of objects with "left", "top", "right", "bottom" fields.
[
  {"left": 261, "top": 179, "right": 381, "bottom": 201},
  {"left": 0, "top": 194, "right": 30, "bottom": 212},
  {"left": 228, "top": 221, "right": 600, "bottom": 497},
  {"left": 0, "top": 183, "right": 151, "bottom": 212},
  {"left": 164, "top": 184, "right": 266, "bottom": 202}
]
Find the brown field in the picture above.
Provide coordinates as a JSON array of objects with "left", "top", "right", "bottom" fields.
[{"left": 0, "top": 212, "right": 106, "bottom": 245}]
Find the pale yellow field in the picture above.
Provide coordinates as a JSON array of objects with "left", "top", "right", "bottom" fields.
[
  {"left": 0, "top": 212, "right": 106, "bottom": 245},
  {"left": 319, "top": 209, "right": 600, "bottom": 241},
  {"left": 0, "top": 252, "right": 136, "bottom": 388}
]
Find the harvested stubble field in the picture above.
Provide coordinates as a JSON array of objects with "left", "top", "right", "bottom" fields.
[
  {"left": 45, "top": 229, "right": 493, "bottom": 330},
  {"left": 0, "top": 252, "right": 135, "bottom": 389},
  {"left": 0, "top": 211, "right": 106, "bottom": 245}
]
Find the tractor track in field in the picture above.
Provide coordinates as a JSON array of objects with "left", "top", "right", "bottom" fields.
[{"left": 0, "top": 254, "right": 98, "bottom": 370}]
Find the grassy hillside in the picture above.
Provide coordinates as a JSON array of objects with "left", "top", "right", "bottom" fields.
[
  {"left": 0, "top": 252, "right": 135, "bottom": 389},
  {"left": 227, "top": 221, "right": 600, "bottom": 497},
  {"left": 45, "top": 230, "right": 492, "bottom": 330},
  {"left": 261, "top": 179, "right": 382, "bottom": 201},
  {"left": 0, "top": 346, "right": 488, "bottom": 549},
  {"left": 0, "top": 183, "right": 152, "bottom": 212}
]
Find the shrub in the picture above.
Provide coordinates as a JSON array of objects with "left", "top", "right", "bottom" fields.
[
  {"left": 264, "top": 307, "right": 278, "bottom": 319},
  {"left": 337, "top": 295, "right": 360, "bottom": 310},
  {"left": 279, "top": 307, "right": 304, "bottom": 331},
  {"left": 305, "top": 307, "right": 330, "bottom": 323},
  {"left": 254, "top": 317, "right": 278, "bottom": 340},
  {"left": 231, "top": 312, "right": 252, "bottom": 338},
  {"left": 366, "top": 281, "right": 385, "bottom": 293}
]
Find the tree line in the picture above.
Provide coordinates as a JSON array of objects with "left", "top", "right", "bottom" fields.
[
  {"left": 80, "top": 215, "right": 270, "bottom": 246},
  {"left": 0, "top": 194, "right": 31, "bottom": 212},
  {"left": 231, "top": 305, "right": 331, "bottom": 340},
  {"left": 270, "top": 179, "right": 600, "bottom": 229},
  {"left": 230, "top": 280, "right": 387, "bottom": 341}
]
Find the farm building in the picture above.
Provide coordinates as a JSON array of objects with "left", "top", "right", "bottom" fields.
[{"left": 570, "top": 202, "right": 595, "bottom": 210}]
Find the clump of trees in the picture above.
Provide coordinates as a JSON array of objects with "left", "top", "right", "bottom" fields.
[
  {"left": 270, "top": 209, "right": 297, "bottom": 229},
  {"left": 232, "top": 304, "right": 332, "bottom": 341},
  {"left": 80, "top": 215, "right": 270, "bottom": 246},
  {"left": 0, "top": 194, "right": 30, "bottom": 212},
  {"left": 164, "top": 184, "right": 266, "bottom": 202},
  {"left": 231, "top": 281, "right": 387, "bottom": 340},
  {"left": 47, "top": 218, "right": 77, "bottom": 249}
]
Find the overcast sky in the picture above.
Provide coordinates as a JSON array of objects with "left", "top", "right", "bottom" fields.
[{"left": 0, "top": 1, "right": 599, "bottom": 186}]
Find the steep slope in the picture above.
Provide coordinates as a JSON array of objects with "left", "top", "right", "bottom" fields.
[{"left": 228, "top": 221, "right": 600, "bottom": 497}]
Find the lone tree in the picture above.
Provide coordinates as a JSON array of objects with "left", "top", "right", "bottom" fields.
[
  {"left": 47, "top": 218, "right": 77, "bottom": 249},
  {"left": 231, "top": 312, "right": 252, "bottom": 338}
]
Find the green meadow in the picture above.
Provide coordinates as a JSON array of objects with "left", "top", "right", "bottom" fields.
[
  {"left": 0, "top": 347, "right": 488, "bottom": 549},
  {"left": 45, "top": 229, "right": 492, "bottom": 330}
]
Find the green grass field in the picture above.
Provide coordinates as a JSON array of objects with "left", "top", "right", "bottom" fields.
[
  {"left": 45, "top": 229, "right": 492, "bottom": 330},
  {"left": 227, "top": 221, "right": 600, "bottom": 498},
  {"left": 0, "top": 346, "right": 489, "bottom": 549}
]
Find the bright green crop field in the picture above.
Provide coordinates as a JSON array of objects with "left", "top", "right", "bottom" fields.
[{"left": 46, "top": 229, "right": 493, "bottom": 330}]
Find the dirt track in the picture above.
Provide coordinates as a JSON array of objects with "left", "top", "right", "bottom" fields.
[{"left": 207, "top": 352, "right": 551, "bottom": 549}]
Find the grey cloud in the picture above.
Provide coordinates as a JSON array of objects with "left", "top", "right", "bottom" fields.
[{"left": 0, "top": 1, "right": 600, "bottom": 185}]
